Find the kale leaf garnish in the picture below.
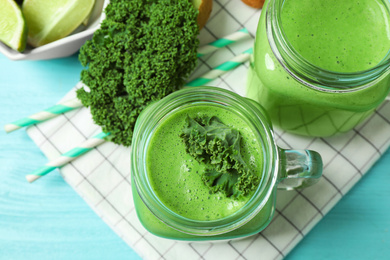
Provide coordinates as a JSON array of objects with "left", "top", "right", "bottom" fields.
[{"left": 180, "top": 115, "right": 260, "bottom": 198}]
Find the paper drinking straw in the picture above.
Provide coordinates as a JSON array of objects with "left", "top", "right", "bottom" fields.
[
  {"left": 4, "top": 98, "right": 83, "bottom": 133},
  {"left": 26, "top": 132, "right": 109, "bottom": 183},
  {"left": 197, "top": 28, "right": 251, "bottom": 58},
  {"left": 5, "top": 30, "right": 253, "bottom": 133},
  {"left": 185, "top": 48, "right": 253, "bottom": 87}
]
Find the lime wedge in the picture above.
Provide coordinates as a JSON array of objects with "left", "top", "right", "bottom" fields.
[
  {"left": 22, "top": 0, "right": 95, "bottom": 47},
  {"left": 0, "top": 0, "right": 27, "bottom": 52}
]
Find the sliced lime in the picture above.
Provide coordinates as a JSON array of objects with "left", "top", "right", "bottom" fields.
[
  {"left": 0, "top": 0, "right": 27, "bottom": 52},
  {"left": 22, "top": 0, "right": 95, "bottom": 47}
]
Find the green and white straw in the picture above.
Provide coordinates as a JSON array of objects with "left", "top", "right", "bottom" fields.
[
  {"left": 4, "top": 97, "right": 83, "bottom": 133},
  {"left": 26, "top": 132, "right": 109, "bottom": 183},
  {"left": 185, "top": 47, "right": 253, "bottom": 87},
  {"left": 197, "top": 28, "right": 251, "bottom": 58},
  {"left": 5, "top": 29, "right": 252, "bottom": 133}
]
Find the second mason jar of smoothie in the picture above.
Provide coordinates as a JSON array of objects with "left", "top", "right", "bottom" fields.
[{"left": 247, "top": 0, "right": 390, "bottom": 137}]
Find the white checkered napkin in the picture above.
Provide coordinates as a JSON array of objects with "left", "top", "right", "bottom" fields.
[
  {"left": 26, "top": 91, "right": 390, "bottom": 260},
  {"left": 26, "top": 1, "right": 390, "bottom": 259}
]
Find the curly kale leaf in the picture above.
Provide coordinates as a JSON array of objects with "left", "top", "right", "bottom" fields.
[
  {"left": 180, "top": 115, "right": 260, "bottom": 198},
  {"left": 77, "top": 0, "right": 199, "bottom": 146}
]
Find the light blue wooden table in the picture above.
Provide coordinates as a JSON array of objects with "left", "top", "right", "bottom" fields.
[{"left": 0, "top": 54, "right": 389, "bottom": 259}]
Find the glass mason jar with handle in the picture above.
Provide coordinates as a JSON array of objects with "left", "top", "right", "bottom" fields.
[
  {"left": 247, "top": 0, "right": 390, "bottom": 137},
  {"left": 131, "top": 87, "right": 322, "bottom": 240}
]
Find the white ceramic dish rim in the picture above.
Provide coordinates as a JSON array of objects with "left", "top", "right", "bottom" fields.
[{"left": 0, "top": 0, "right": 108, "bottom": 61}]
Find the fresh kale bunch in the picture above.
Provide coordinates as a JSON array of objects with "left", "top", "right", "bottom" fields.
[
  {"left": 180, "top": 115, "right": 260, "bottom": 198},
  {"left": 77, "top": 0, "right": 199, "bottom": 146}
]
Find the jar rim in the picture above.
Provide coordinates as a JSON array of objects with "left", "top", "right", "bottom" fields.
[
  {"left": 131, "top": 87, "right": 279, "bottom": 236},
  {"left": 267, "top": 0, "right": 390, "bottom": 92}
]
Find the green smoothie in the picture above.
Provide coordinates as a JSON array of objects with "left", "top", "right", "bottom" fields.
[
  {"left": 247, "top": 0, "right": 390, "bottom": 136},
  {"left": 282, "top": 0, "right": 390, "bottom": 72},
  {"left": 146, "top": 104, "right": 263, "bottom": 221}
]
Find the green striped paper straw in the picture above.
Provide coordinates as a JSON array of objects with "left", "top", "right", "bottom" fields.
[
  {"left": 197, "top": 28, "right": 251, "bottom": 58},
  {"left": 185, "top": 47, "right": 253, "bottom": 87},
  {"left": 5, "top": 30, "right": 252, "bottom": 133},
  {"left": 26, "top": 132, "right": 109, "bottom": 183},
  {"left": 4, "top": 97, "right": 83, "bottom": 133}
]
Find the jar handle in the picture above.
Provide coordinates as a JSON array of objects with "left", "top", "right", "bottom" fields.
[{"left": 277, "top": 148, "right": 323, "bottom": 190}]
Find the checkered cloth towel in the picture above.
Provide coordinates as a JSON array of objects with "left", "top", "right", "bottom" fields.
[{"left": 27, "top": 1, "right": 390, "bottom": 259}]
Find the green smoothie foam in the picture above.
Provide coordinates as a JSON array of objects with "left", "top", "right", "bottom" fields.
[
  {"left": 247, "top": 0, "right": 390, "bottom": 137},
  {"left": 281, "top": 0, "right": 390, "bottom": 72},
  {"left": 146, "top": 105, "right": 263, "bottom": 221}
]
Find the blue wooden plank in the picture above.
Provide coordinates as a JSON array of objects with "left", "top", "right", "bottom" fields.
[
  {"left": 287, "top": 148, "right": 390, "bottom": 259},
  {"left": 0, "top": 54, "right": 140, "bottom": 260}
]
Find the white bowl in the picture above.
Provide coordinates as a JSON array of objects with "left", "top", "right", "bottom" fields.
[{"left": 0, "top": 0, "right": 107, "bottom": 61}]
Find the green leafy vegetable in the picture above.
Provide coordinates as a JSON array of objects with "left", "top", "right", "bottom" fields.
[
  {"left": 77, "top": 0, "right": 199, "bottom": 146},
  {"left": 180, "top": 115, "right": 260, "bottom": 198}
]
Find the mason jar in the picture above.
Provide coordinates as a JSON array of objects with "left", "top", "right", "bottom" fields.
[
  {"left": 247, "top": 0, "right": 390, "bottom": 137},
  {"left": 131, "top": 87, "right": 322, "bottom": 240}
]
